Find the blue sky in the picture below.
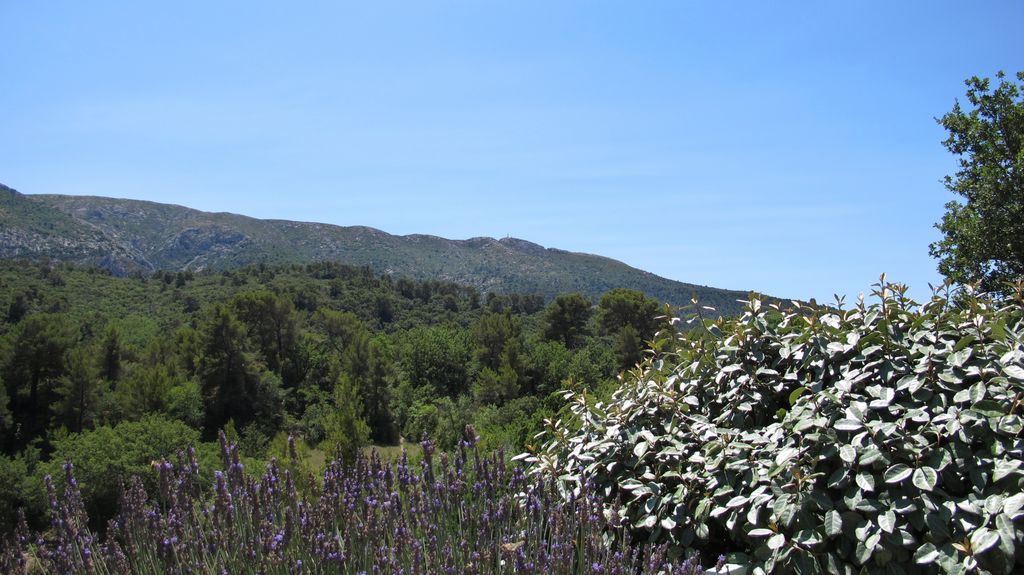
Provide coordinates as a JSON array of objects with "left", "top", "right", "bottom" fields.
[{"left": 2, "top": 1, "right": 1021, "bottom": 304}]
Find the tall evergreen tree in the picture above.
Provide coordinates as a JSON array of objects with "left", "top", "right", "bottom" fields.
[
  {"left": 196, "top": 305, "right": 258, "bottom": 437},
  {"left": 542, "top": 293, "right": 592, "bottom": 348},
  {"left": 232, "top": 290, "right": 298, "bottom": 375},
  {"left": 98, "top": 326, "right": 122, "bottom": 382},
  {"left": 2, "top": 313, "right": 75, "bottom": 448},
  {"left": 54, "top": 347, "right": 106, "bottom": 433}
]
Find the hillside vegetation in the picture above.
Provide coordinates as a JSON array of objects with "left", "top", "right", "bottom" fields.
[
  {"left": 0, "top": 259, "right": 699, "bottom": 535},
  {"left": 0, "top": 184, "right": 754, "bottom": 315}
]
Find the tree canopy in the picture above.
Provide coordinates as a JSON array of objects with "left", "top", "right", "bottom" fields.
[
  {"left": 597, "top": 288, "right": 661, "bottom": 341},
  {"left": 930, "top": 71, "right": 1024, "bottom": 292},
  {"left": 542, "top": 293, "right": 592, "bottom": 349}
]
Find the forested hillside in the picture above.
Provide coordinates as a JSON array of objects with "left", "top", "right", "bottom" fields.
[{"left": 0, "top": 260, "right": 692, "bottom": 532}]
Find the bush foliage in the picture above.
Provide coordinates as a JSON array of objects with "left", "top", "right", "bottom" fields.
[{"left": 524, "top": 279, "right": 1024, "bottom": 574}]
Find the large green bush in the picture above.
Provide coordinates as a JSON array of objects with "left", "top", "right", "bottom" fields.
[
  {"left": 522, "top": 280, "right": 1024, "bottom": 574},
  {"left": 43, "top": 414, "right": 218, "bottom": 528}
]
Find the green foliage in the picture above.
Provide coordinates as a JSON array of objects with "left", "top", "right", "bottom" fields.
[
  {"left": 52, "top": 347, "right": 107, "bottom": 433},
  {"left": 472, "top": 395, "right": 549, "bottom": 454},
  {"left": 543, "top": 292, "right": 593, "bottom": 348},
  {"left": 98, "top": 325, "right": 122, "bottom": 382},
  {"left": 0, "top": 451, "right": 41, "bottom": 530},
  {"left": 44, "top": 414, "right": 211, "bottom": 528},
  {"left": 565, "top": 339, "right": 617, "bottom": 390},
  {"left": 231, "top": 290, "right": 299, "bottom": 378},
  {"left": 397, "top": 325, "right": 473, "bottom": 397},
  {"left": 401, "top": 395, "right": 473, "bottom": 449},
  {"left": 473, "top": 311, "right": 520, "bottom": 371},
  {"left": 166, "top": 379, "right": 204, "bottom": 429},
  {"left": 313, "top": 308, "right": 366, "bottom": 354},
  {"left": 523, "top": 339, "right": 572, "bottom": 396},
  {"left": 526, "top": 281, "right": 1024, "bottom": 574},
  {"left": 598, "top": 288, "right": 662, "bottom": 340},
  {"left": 0, "top": 377, "right": 12, "bottom": 435},
  {"left": 321, "top": 375, "right": 370, "bottom": 463},
  {"left": 196, "top": 304, "right": 283, "bottom": 437},
  {"left": 114, "top": 363, "right": 174, "bottom": 420},
  {"left": 265, "top": 431, "right": 319, "bottom": 495},
  {"left": 931, "top": 71, "right": 1024, "bottom": 292},
  {"left": 1, "top": 312, "right": 76, "bottom": 446},
  {"left": 614, "top": 323, "right": 644, "bottom": 370},
  {"left": 472, "top": 364, "right": 520, "bottom": 405}
]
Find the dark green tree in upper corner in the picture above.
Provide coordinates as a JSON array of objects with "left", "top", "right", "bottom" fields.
[{"left": 930, "top": 71, "right": 1024, "bottom": 292}]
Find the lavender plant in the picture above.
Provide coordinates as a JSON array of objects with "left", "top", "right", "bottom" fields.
[{"left": 1, "top": 431, "right": 708, "bottom": 574}]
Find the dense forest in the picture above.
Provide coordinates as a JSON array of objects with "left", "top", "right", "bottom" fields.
[{"left": 0, "top": 259, "right": 676, "bottom": 531}]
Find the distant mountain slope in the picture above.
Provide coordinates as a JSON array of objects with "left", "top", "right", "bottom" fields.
[
  {"left": 0, "top": 183, "right": 759, "bottom": 314},
  {"left": 0, "top": 184, "right": 145, "bottom": 273}
]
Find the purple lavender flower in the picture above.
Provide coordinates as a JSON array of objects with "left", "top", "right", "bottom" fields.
[{"left": 2, "top": 436, "right": 704, "bottom": 574}]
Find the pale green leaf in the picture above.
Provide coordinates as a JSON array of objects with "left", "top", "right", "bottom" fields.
[
  {"left": 913, "top": 542, "right": 939, "bottom": 564},
  {"left": 1003, "top": 492, "right": 1024, "bottom": 516},
  {"left": 953, "top": 335, "right": 975, "bottom": 352},
  {"left": 993, "top": 459, "right": 1021, "bottom": 482},
  {"left": 775, "top": 447, "right": 798, "bottom": 466},
  {"left": 996, "top": 513, "right": 1016, "bottom": 551},
  {"left": 859, "top": 448, "right": 883, "bottom": 466},
  {"left": 912, "top": 466, "right": 938, "bottom": 491},
  {"left": 856, "top": 472, "right": 876, "bottom": 493},
  {"left": 727, "top": 495, "right": 749, "bottom": 509},
  {"left": 878, "top": 510, "right": 896, "bottom": 533},
  {"left": 968, "top": 381, "right": 986, "bottom": 403},
  {"left": 984, "top": 494, "right": 1004, "bottom": 516},
  {"left": 824, "top": 510, "right": 842, "bottom": 538},
  {"left": 884, "top": 464, "right": 912, "bottom": 484},
  {"left": 834, "top": 419, "right": 863, "bottom": 432},
  {"left": 1003, "top": 365, "right": 1024, "bottom": 380},
  {"left": 855, "top": 539, "right": 873, "bottom": 565},
  {"left": 970, "top": 527, "right": 999, "bottom": 555},
  {"left": 633, "top": 441, "right": 649, "bottom": 458}
]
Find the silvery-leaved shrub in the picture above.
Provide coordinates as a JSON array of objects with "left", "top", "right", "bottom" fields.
[{"left": 520, "top": 279, "right": 1024, "bottom": 574}]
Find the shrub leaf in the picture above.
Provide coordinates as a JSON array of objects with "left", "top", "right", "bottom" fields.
[
  {"left": 884, "top": 464, "right": 912, "bottom": 484},
  {"left": 912, "top": 466, "right": 938, "bottom": 491}
]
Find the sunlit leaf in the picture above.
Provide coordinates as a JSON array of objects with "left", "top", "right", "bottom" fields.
[
  {"left": 912, "top": 467, "right": 938, "bottom": 491},
  {"left": 884, "top": 464, "right": 912, "bottom": 484}
]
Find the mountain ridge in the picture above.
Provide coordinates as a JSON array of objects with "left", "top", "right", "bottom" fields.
[{"left": 1, "top": 183, "right": 761, "bottom": 315}]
